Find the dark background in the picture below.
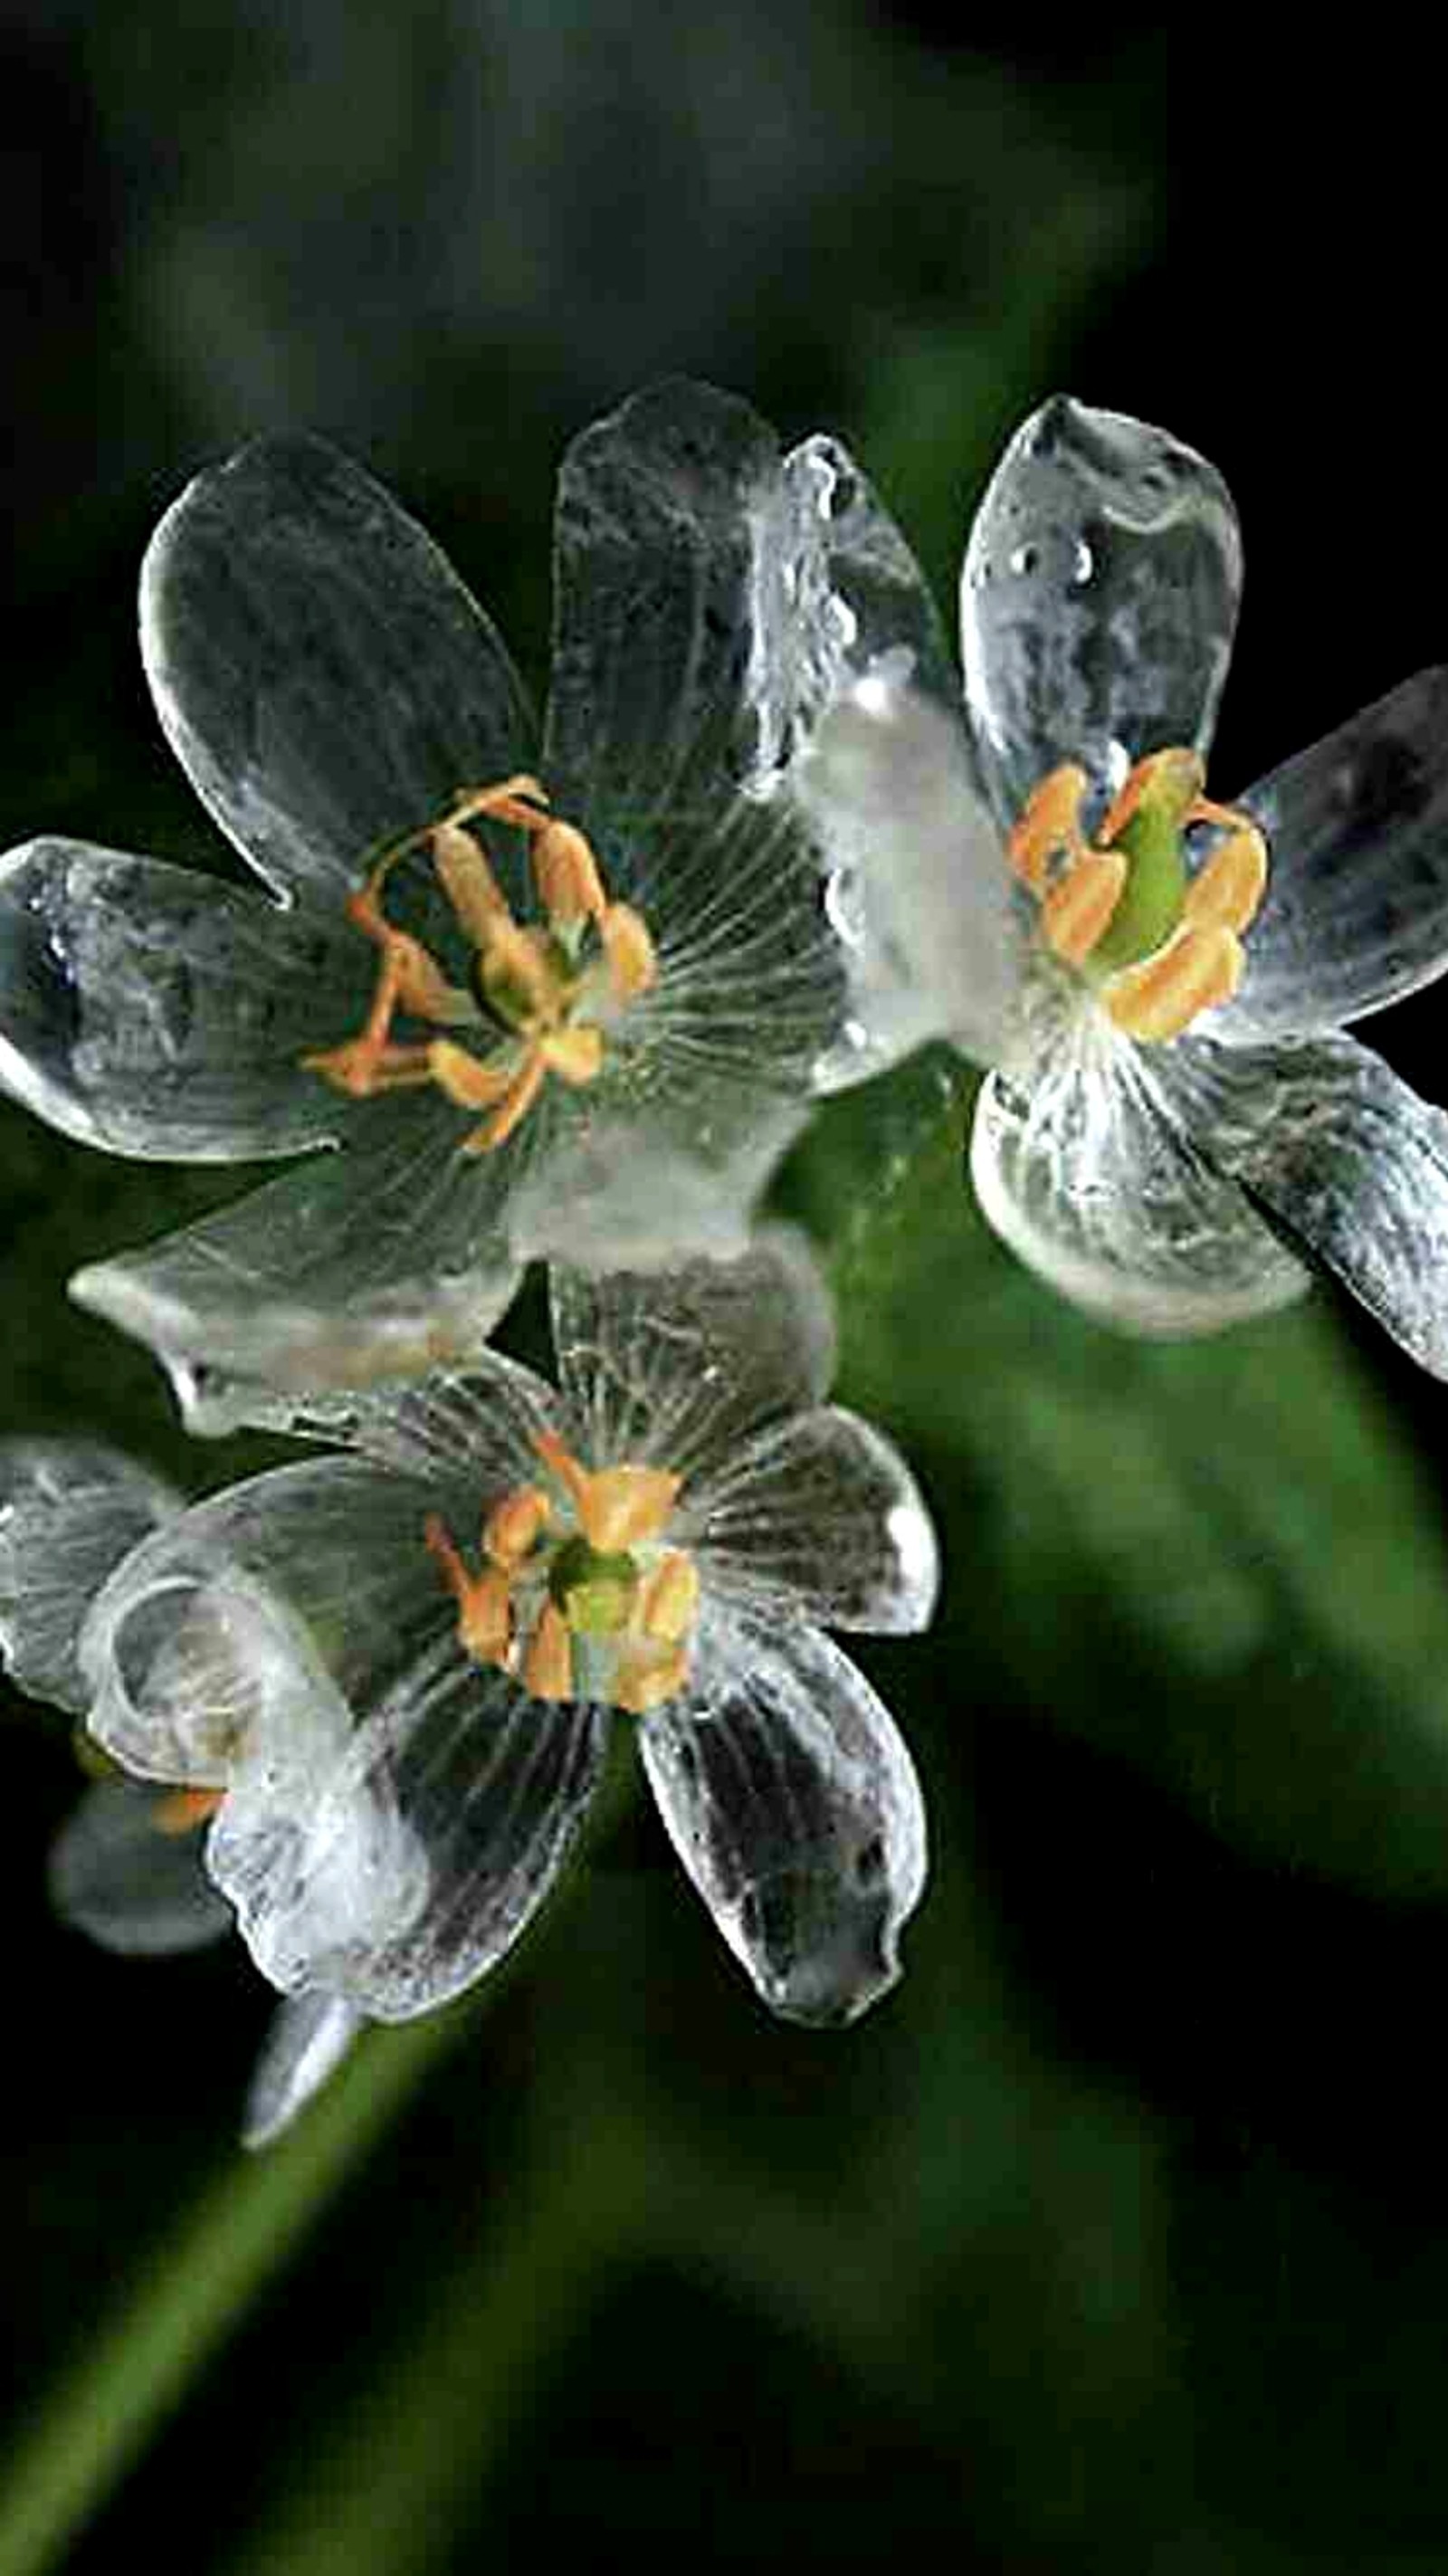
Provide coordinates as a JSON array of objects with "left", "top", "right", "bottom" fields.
[{"left": 5, "top": 13, "right": 1448, "bottom": 2571}]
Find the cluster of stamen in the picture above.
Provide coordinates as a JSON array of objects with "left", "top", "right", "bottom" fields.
[
  {"left": 303, "top": 776, "right": 656, "bottom": 1151},
  {"left": 424, "top": 1429, "right": 700, "bottom": 1715},
  {"left": 1007, "top": 748, "right": 1268, "bottom": 1043}
]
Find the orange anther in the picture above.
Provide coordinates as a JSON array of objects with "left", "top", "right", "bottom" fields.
[
  {"left": 1007, "top": 762, "right": 1091, "bottom": 890},
  {"left": 432, "top": 820, "right": 510, "bottom": 947},
  {"left": 523, "top": 1600, "right": 574, "bottom": 1702},
  {"left": 539, "top": 1025, "right": 605, "bottom": 1086},
  {"left": 600, "top": 903, "right": 657, "bottom": 1003},
  {"left": 533, "top": 818, "right": 607, "bottom": 926},
  {"left": 1103, "top": 923, "right": 1243, "bottom": 1044},
  {"left": 639, "top": 1549, "right": 700, "bottom": 1645},
  {"left": 483, "top": 1484, "right": 549, "bottom": 1569},
  {"left": 1098, "top": 746, "right": 1204, "bottom": 847},
  {"left": 425, "top": 1038, "right": 517, "bottom": 1111},
  {"left": 1182, "top": 822, "right": 1268, "bottom": 936},
  {"left": 530, "top": 1433, "right": 681, "bottom": 1551},
  {"left": 151, "top": 1785, "right": 225, "bottom": 1838},
  {"left": 614, "top": 1643, "right": 691, "bottom": 1716},
  {"left": 425, "top": 1513, "right": 514, "bottom": 1664},
  {"left": 462, "top": 1048, "right": 547, "bottom": 1153},
  {"left": 480, "top": 920, "right": 557, "bottom": 1019},
  {"left": 1040, "top": 847, "right": 1128, "bottom": 968}
]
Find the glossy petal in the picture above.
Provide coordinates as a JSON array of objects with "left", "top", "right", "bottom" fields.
[
  {"left": 549, "top": 1233, "right": 835, "bottom": 1482},
  {"left": 70, "top": 1092, "right": 526, "bottom": 1435},
  {"left": 794, "top": 672, "right": 1020, "bottom": 1075},
  {"left": 243, "top": 1990, "right": 366, "bottom": 2151},
  {"left": 687, "top": 1405, "right": 939, "bottom": 1634},
  {"left": 960, "top": 395, "right": 1242, "bottom": 830},
  {"left": 142, "top": 435, "right": 536, "bottom": 907},
  {"left": 0, "top": 839, "right": 371, "bottom": 1157},
  {"left": 49, "top": 1778, "right": 233, "bottom": 1956},
  {"left": 0, "top": 1439, "right": 179, "bottom": 1713},
  {"left": 257, "top": 1348, "right": 557, "bottom": 1490},
  {"left": 640, "top": 1602, "right": 927, "bottom": 2026},
  {"left": 969, "top": 1015, "right": 1308, "bottom": 1335},
  {"left": 1225, "top": 670, "right": 1448, "bottom": 1037},
  {"left": 543, "top": 380, "right": 949, "bottom": 1102},
  {"left": 1166, "top": 1030, "right": 1448, "bottom": 1379}
]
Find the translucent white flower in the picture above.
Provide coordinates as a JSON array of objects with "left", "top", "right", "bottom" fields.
[
  {"left": 799, "top": 396, "right": 1448, "bottom": 1365},
  {"left": 73, "top": 1237, "right": 937, "bottom": 2028},
  {"left": 0, "top": 1439, "right": 361, "bottom": 2149},
  {"left": 0, "top": 381, "right": 947, "bottom": 1434}
]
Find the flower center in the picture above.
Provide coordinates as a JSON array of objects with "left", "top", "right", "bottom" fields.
[
  {"left": 302, "top": 776, "right": 657, "bottom": 1152},
  {"left": 1006, "top": 749, "right": 1269, "bottom": 1043},
  {"left": 424, "top": 1428, "right": 699, "bottom": 1714}
]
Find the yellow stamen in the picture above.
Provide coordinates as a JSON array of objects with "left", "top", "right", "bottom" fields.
[
  {"left": 539, "top": 1025, "right": 605, "bottom": 1086},
  {"left": 533, "top": 818, "right": 607, "bottom": 925},
  {"left": 1040, "top": 846, "right": 1128, "bottom": 968},
  {"left": 483, "top": 1484, "right": 549, "bottom": 1569},
  {"left": 425, "top": 1038, "right": 519, "bottom": 1112},
  {"left": 151, "top": 1785, "right": 225, "bottom": 1838},
  {"left": 462, "top": 1049, "right": 547, "bottom": 1153},
  {"left": 432, "top": 819, "right": 510, "bottom": 945},
  {"left": 639, "top": 1550, "right": 700, "bottom": 1645},
  {"left": 1007, "top": 761, "right": 1091, "bottom": 889},
  {"left": 425, "top": 1513, "right": 514, "bottom": 1664},
  {"left": 1103, "top": 923, "right": 1244, "bottom": 1043},
  {"left": 1181, "top": 821, "right": 1268, "bottom": 936},
  {"left": 614, "top": 1644, "right": 691, "bottom": 1716},
  {"left": 533, "top": 1431, "right": 681, "bottom": 1551},
  {"left": 1097, "top": 746, "right": 1204, "bottom": 847},
  {"left": 600, "top": 903, "right": 657, "bottom": 1003},
  {"left": 523, "top": 1600, "right": 574, "bottom": 1701}
]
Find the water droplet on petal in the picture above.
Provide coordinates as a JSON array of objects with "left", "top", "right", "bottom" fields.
[
  {"left": 1009, "top": 543, "right": 1038, "bottom": 577},
  {"left": 1072, "top": 539, "right": 1094, "bottom": 586}
]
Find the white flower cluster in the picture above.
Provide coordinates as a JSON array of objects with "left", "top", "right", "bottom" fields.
[{"left": 3, "top": 382, "right": 1447, "bottom": 2141}]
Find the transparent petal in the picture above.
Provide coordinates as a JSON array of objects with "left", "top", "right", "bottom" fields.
[
  {"left": 69, "top": 1092, "right": 526, "bottom": 1435},
  {"left": 640, "top": 1602, "right": 927, "bottom": 2027},
  {"left": 217, "top": 1650, "right": 607, "bottom": 2020},
  {"left": 960, "top": 395, "right": 1243, "bottom": 830},
  {"left": 793, "top": 673, "right": 1020, "bottom": 1077},
  {"left": 1165, "top": 1030, "right": 1448, "bottom": 1379},
  {"left": 250, "top": 1350, "right": 557, "bottom": 1489},
  {"left": 549, "top": 1231, "right": 836, "bottom": 1482},
  {"left": 0, "top": 1439, "right": 180, "bottom": 1713},
  {"left": 242, "top": 1990, "right": 366, "bottom": 2151},
  {"left": 0, "top": 838, "right": 371, "bottom": 1157},
  {"left": 48, "top": 1777, "right": 233, "bottom": 1956},
  {"left": 1224, "top": 670, "right": 1448, "bottom": 1038},
  {"left": 141, "top": 434, "right": 536, "bottom": 908},
  {"left": 687, "top": 1405, "right": 939, "bottom": 1634},
  {"left": 508, "top": 1074, "right": 806, "bottom": 1277},
  {"left": 969, "top": 1014, "right": 1308, "bottom": 1335},
  {"left": 543, "top": 381, "right": 952, "bottom": 1108}
]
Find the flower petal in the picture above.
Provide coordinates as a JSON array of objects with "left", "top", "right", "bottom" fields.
[
  {"left": 242, "top": 1990, "right": 366, "bottom": 2151},
  {"left": 969, "top": 1025, "right": 1308, "bottom": 1335},
  {"left": 960, "top": 395, "right": 1243, "bottom": 831},
  {"left": 543, "top": 379, "right": 951, "bottom": 1100},
  {"left": 254, "top": 1350, "right": 557, "bottom": 1489},
  {"left": 0, "top": 1439, "right": 180, "bottom": 1713},
  {"left": 549, "top": 1232, "right": 836, "bottom": 1482},
  {"left": 141, "top": 435, "right": 536, "bottom": 907},
  {"left": 69, "top": 1093, "right": 525, "bottom": 1435},
  {"left": 508, "top": 1078, "right": 808, "bottom": 1279},
  {"left": 0, "top": 839, "right": 372, "bottom": 1157},
  {"left": 1225, "top": 670, "right": 1448, "bottom": 1037},
  {"left": 793, "top": 672, "right": 1020, "bottom": 1075},
  {"left": 687, "top": 1405, "right": 939, "bottom": 1634},
  {"left": 1167, "top": 1029, "right": 1448, "bottom": 1378},
  {"left": 639, "top": 1601, "right": 927, "bottom": 2026},
  {"left": 80, "top": 1455, "right": 609, "bottom": 2016},
  {"left": 48, "top": 1777, "right": 233, "bottom": 1956}
]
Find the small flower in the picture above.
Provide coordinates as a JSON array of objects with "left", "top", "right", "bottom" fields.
[
  {"left": 0, "top": 382, "right": 947, "bottom": 1433},
  {"left": 68, "top": 1238, "right": 937, "bottom": 2027},
  {"left": 799, "top": 396, "right": 1448, "bottom": 1366},
  {"left": 0, "top": 1440, "right": 361, "bottom": 2148}
]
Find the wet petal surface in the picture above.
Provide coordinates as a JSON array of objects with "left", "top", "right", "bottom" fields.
[
  {"left": 640, "top": 1601, "right": 927, "bottom": 2027},
  {"left": 0, "top": 839, "right": 370, "bottom": 1157},
  {"left": 1226, "top": 670, "right": 1448, "bottom": 1037},
  {"left": 142, "top": 435, "right": 536, "bottom": 907},
  {"left": 0, "top": 1439, "right": 180, "bottom": 1713},
  {"left": 961, "top": 396, "right": 1242, "bottom": 830},
  {"left": 687, "top": 1404, "right": 939, "bottom": 1634}
]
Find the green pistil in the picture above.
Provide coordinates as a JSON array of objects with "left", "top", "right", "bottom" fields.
[
  {"left": 1089, "top": 786, "right": 1190, "bottom": 974},
  {"left": 548, "top": 1535, "right": 639, "bottom": 1636}
]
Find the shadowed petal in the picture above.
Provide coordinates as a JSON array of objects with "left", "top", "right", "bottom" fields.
[
  {"left": 640, "top": 1602, "right": 927, "bottom": 2026},
  {"left": 549, "top": 1233, "right": 835, "bottom": 1481},
  {"left": 0, "top": 839, "right": 370, "bottom": 1157},
  {"left": 142, "top": 435, "right": 536, "bottom": 908},
  {"left": 969, "top": 1030, "right": 1307, "bottom": 1336},
  {"left": 961, "top": 396, "right": 1242, "bottom": 830},
  {"left": 0, "top": 1439, "right": 179, "bottom": 1713},
  {"left": 1225, "top": 670, "right": 1448, "bottom": 1037},
  {"left": 687, "top": 1404, "right": 939, "bottom": 1634},
  {"left": 49, "top": 1778, "right": 233, "bottom": 1956},
  {"left": 69, "top": 1093, "right": 526, "bottom": 1436},
  {"left": 1167, "top": 1030, "right": 1448, "bottom": 1378},
  {"left": 242, "top": 1990, "right": 366, "bottom": 2150}
]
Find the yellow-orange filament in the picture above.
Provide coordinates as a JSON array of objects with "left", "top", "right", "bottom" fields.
[
  {"left": 304, "top": 777, "right": 658, "bottom": 1149},
  {"left": 1102, "top": 923, "right": 1244, "bottom": 1044}
]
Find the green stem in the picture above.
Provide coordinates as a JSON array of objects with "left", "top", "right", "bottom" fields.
[{"left": 0, "top": 2006, "right": 465, "bottom": 2576}]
